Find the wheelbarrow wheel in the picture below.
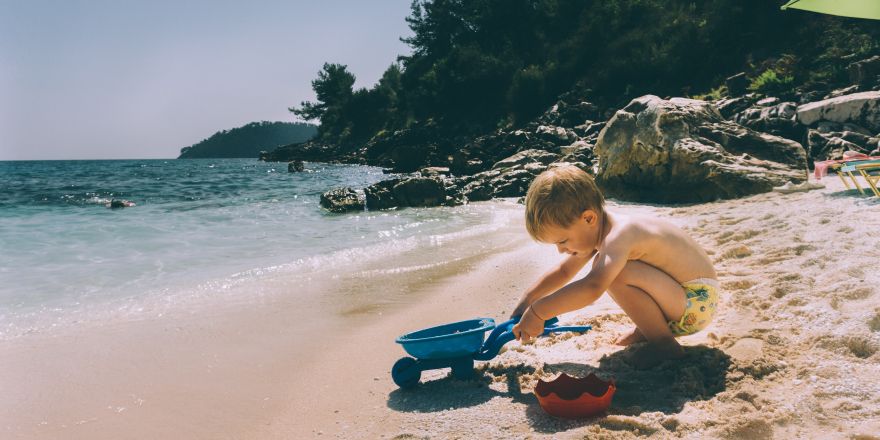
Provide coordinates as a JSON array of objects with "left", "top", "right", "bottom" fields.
[
  {"left": 392, "top": 357, "right": 421, "bottom": 388},
  {"left": 451, "top": 358, "right": 474, "bottom": 380}
]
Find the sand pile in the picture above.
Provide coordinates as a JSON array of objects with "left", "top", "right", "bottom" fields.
[{"left": 381, "top": 178, "right": 880, "bottom": 440}]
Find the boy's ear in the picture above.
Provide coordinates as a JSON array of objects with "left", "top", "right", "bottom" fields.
[{"left": 581, "top": 210, "right": 597, "bottom": 225}]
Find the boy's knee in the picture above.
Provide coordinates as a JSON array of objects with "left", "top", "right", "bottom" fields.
[
  {"left": 610, "top": 263, "right": 636, "bottom": 287},
  {"left": 607, "top": 278, "right": 629, "bottom": 298}
]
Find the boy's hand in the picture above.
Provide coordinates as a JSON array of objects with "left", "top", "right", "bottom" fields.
[
  {"left": 512, "top": 307, "right": 545, "bottom": 343},
  {"left": 509, "top": 295, "right": 533, "bottom": 319}
]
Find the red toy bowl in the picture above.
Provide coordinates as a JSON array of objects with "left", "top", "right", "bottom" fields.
[{"left": 534, "top": 372, "right": 615, "bottom": 419}]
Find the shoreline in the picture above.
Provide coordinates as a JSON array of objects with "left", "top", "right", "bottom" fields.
[{"left": 3, "top": 177, "right": 880, "bottom": 439}]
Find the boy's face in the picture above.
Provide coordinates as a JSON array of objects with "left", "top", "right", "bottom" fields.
[{"left": 540, "top": 209, "right": 602, "bottom": 256}]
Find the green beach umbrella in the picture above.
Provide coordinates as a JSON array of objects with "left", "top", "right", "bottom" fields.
[{"left": 781, "top": 0, "right": 880, "bottom": 20}]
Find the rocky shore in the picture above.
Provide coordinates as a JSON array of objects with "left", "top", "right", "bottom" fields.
[{"left": 262, "top": 56, "right": 880, "bottom": 211}]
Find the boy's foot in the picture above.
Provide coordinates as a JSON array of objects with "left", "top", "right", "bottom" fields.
[
  {"left": 624, "top": 339, "right": 685, "bottom": 370},
  {"left": 615, "top": 327, "right": 646, "bottom": 346}
]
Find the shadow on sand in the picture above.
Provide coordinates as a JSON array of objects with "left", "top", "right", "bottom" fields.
[
  {"left": 387, "top": 345, "right": 730, "bottom": 435},
  {"left": 824, "top": 188, "right": 880, "bottom": 203},
  {"left": 386, "top": 363, "right": 537, "bottom": 412}
]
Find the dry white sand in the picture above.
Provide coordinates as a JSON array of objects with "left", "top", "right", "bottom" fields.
[
  {"left": 4, "top": 177, "right": 879, "bottom": 440},
  {"left": 267, "top": 177, "right": 880, "bottom": 440}
]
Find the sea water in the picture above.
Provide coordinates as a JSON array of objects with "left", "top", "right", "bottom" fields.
[{"left": 0, "top": 159, "right": 526, "bottom": 339}]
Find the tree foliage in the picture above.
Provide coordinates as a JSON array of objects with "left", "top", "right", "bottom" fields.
[{"left": 292, "top": 0, "right": 880, "bottom": 147}]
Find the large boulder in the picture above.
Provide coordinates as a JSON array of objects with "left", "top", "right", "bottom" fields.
[
  {"left": 796, "top": 91, "right": 880, "bottom": 132},
  {"left": 364, "top": 179, "right": 399, "bottom": 210},
  {"left": 364, "top": 177, "right": 459, "bottom": 210},
  {"left": 595, "top": 95, "right": 807, "bottom": 203},
  {"left": 320, "top": 188, "right": 363, "bottom": 213},
  {"left": 392, "top": 177, "right": 448, "bottom": 207}
]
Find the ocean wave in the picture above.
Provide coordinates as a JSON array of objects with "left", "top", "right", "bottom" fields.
[
  {"left": 348, "top": 256, "right": 469, "bottom": 277},
  {"left": 85, "top": 196, "right": 112, "bottom": 205},
  {"left": 225, "top": 206, "right": 520, "bottom": 280}
]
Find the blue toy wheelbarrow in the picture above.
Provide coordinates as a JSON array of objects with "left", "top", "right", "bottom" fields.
[{"left": 391, "top": 316, "right": 591, "bottom": 388}]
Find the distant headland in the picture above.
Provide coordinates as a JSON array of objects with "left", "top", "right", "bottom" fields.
[{"left": 177, "top": 121, "right": 316, "bottom": 159}]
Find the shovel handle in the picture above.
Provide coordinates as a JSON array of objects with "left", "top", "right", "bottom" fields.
[
  {"left": 543, "top": 325, "right": 592, "bottom": 334},
  {"left": 474, "top": 318, "right": 590, "bottom": 361}
]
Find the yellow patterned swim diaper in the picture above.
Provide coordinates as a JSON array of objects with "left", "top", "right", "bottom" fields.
[{"left": 668, "top": 278, "right": 719, "bottom": 336}]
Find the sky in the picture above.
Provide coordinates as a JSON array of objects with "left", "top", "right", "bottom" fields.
[{"left": 0, "top": 0, "right": 413, "bottom": 160}]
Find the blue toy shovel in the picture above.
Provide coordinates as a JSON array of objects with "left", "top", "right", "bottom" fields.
[{"left": 392, "top": 316, "right": 591, "bottom": 388}]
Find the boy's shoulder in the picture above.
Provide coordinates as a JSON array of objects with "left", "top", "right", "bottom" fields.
[
  {"left": 603, "top": 212, "right": 681, "bottom": 248},
  {"left": 613, "top": 211, "right": 672, "bottom": 230},
  {"left": 601, "top": 212, "right": 636, "bottom": 245},
  {"left": 601, "top": 212, "right": 658, "bottom": 249}
]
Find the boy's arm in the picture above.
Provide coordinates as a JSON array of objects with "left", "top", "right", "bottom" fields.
[
  {"left": 513, "top": 238, "right": 632, "bottom": 341},
  {"left": 533, "top": 243, "right": 630, "bottom": 319},
  {"left": 509, "top": 251, "right": 594, "bottom": 318}
]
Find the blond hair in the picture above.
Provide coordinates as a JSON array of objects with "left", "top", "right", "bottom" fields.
[{"left": 525, "top": 165, "right": 604, "bottom": 241}]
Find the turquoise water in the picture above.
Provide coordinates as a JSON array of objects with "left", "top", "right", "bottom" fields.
[{"left": 0, "top": 159, "right": 524, "bottom": 338}]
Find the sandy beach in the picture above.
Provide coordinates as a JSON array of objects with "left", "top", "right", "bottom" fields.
[
  {"left": 273, "top": 175, "right": 880, "bottom": 439},
  {"left": 4, "top": 176, "right": 879, "bottom": 439}
]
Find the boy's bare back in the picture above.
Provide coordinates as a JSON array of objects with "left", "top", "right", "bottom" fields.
[{"left": 597, "top": 211, "right": 716, "bottom": 284}]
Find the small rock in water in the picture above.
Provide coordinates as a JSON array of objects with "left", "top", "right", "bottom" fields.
[
  {"left": 107, "top": 199, "right": 135, "bottom": 209},
  {"left": 288, "top": 160, "right": 305, "bottom": 172}
]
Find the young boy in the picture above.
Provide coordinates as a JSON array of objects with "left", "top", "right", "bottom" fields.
[{"left": 511, "top": 165, "right": 718, "bottom": 368}]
